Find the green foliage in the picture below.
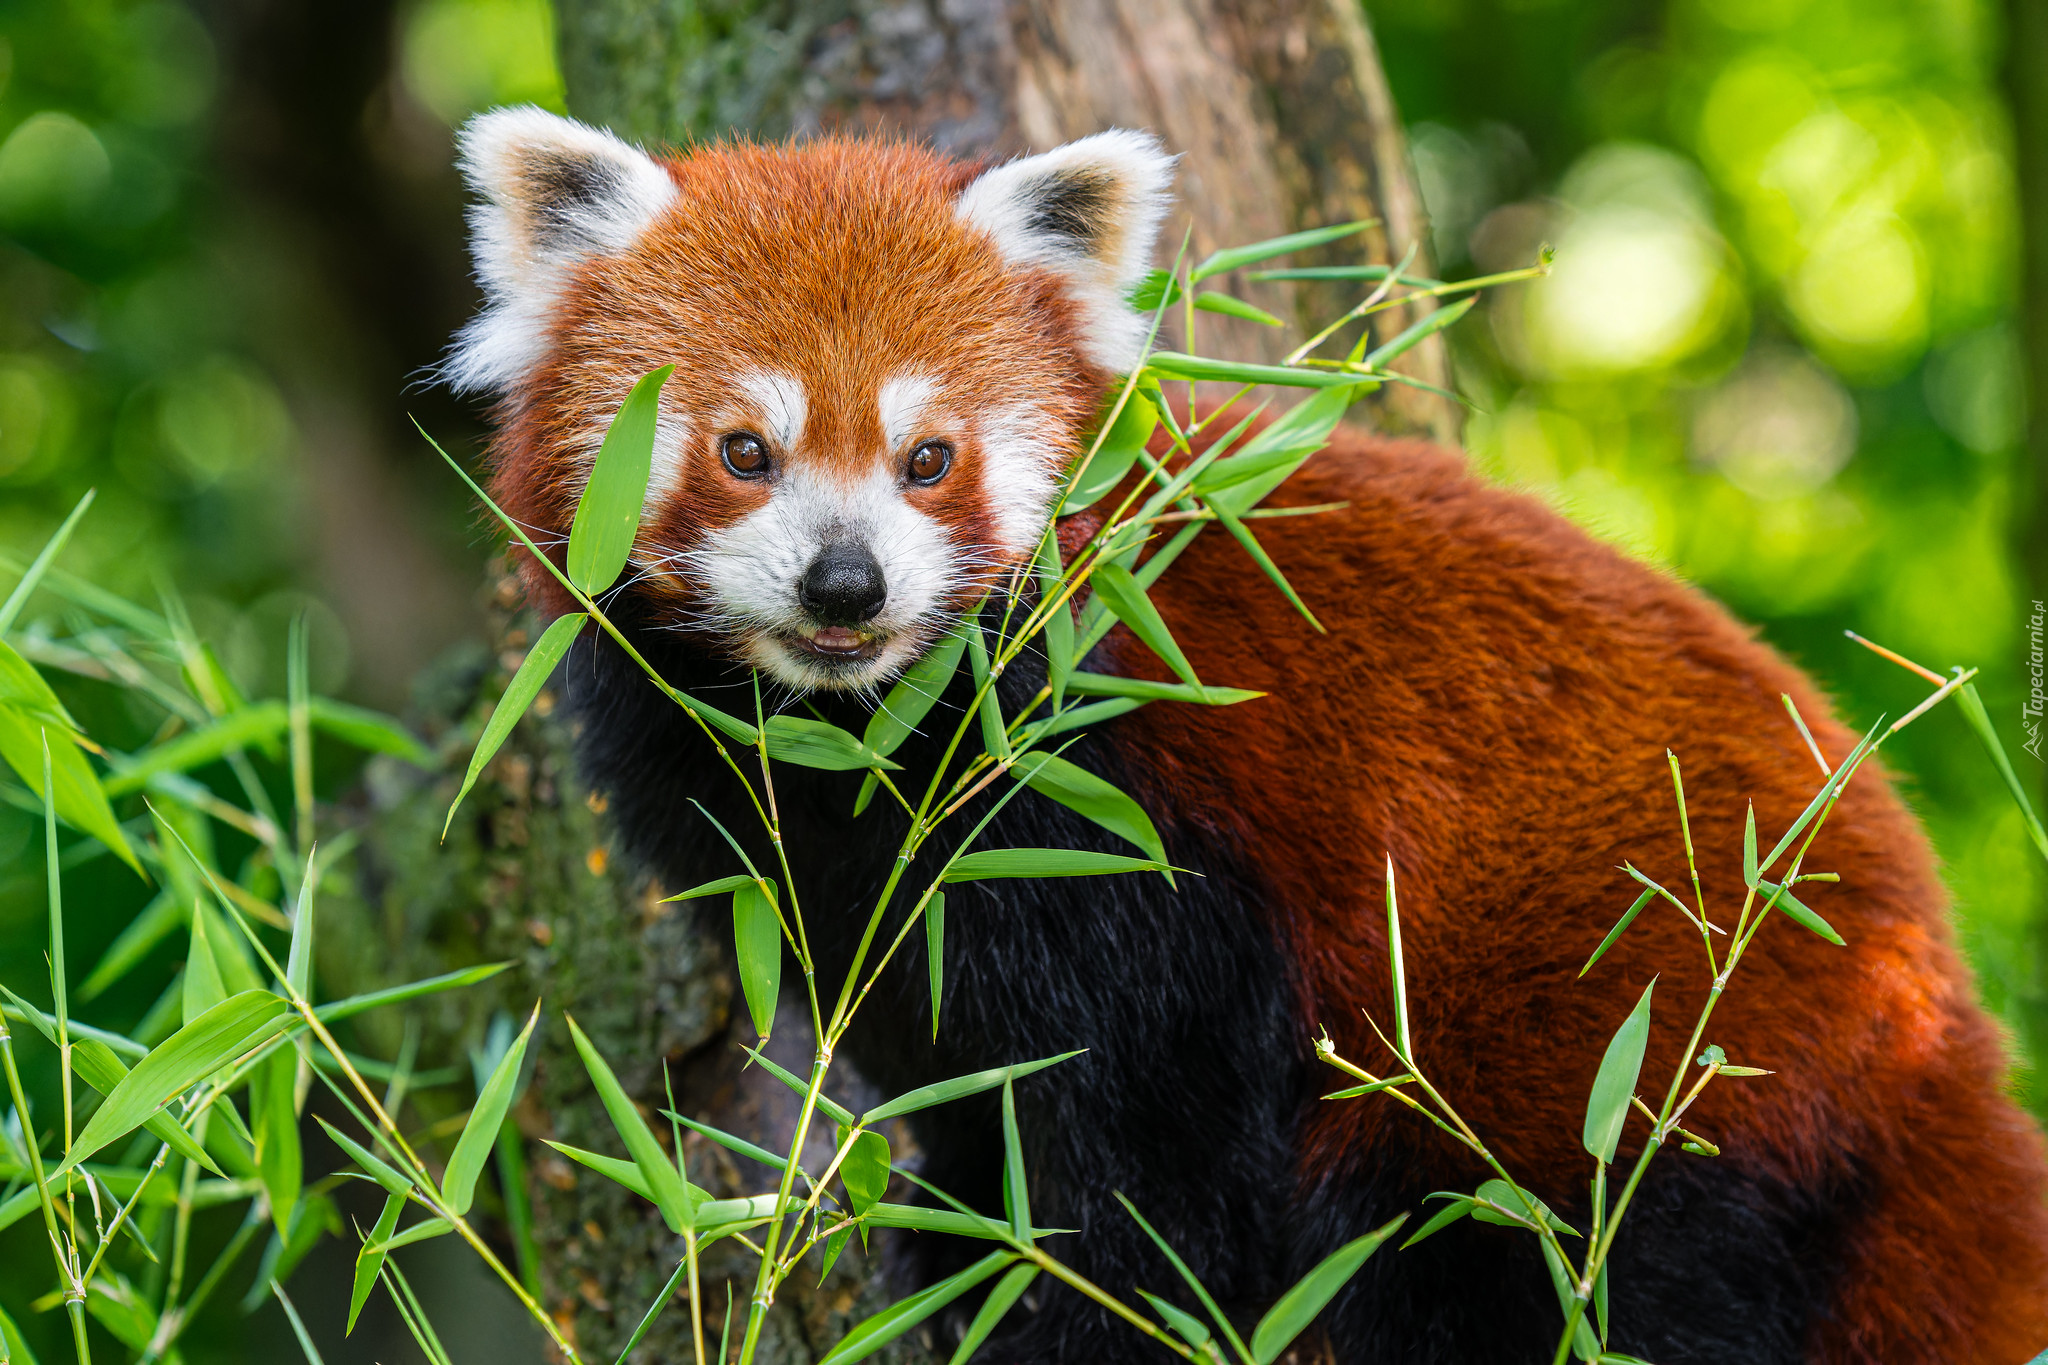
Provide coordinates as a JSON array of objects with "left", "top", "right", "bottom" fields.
[{"left": 2, "top": 0, "right": 2043, "bottom": 1348}]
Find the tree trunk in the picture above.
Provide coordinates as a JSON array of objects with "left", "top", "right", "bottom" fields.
[
  {"left": 553, "top": 0, "right": 1456, "bottom": 440},
  {"left": 335, "top": 10, "right": 1441, "bottom": 1362}
]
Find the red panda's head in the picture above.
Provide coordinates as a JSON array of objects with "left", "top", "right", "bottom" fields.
[{"left": 448, "top": 107, "right": 1174, "bottom": 691}]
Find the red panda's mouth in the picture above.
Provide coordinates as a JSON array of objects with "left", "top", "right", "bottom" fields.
[{"left": 789, "top": 625, "right": 883, "bottom": 664}]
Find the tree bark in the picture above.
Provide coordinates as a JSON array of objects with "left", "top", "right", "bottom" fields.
[
  {"left": 553, "top": 0, "right": 1456, "bottom": 440},
  {"left": 335, "top": 9, "right": 1442, "bottom": 1362}
]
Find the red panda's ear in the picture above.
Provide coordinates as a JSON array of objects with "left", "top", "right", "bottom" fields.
[
  {"left": 444, "top": 106, "right": 677, "bottom": 394},
  {"left": 953, "top": 130, "right": 1176, "bottom": 374}
]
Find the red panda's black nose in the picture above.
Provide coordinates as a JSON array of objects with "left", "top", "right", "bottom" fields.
[{"left": 799, "top": 541, "right": 887, "bottom": 626}]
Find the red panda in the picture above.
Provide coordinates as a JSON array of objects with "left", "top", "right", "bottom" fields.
[{"left": 446, "top": 106, "right": 2048, "bottom": 1363}]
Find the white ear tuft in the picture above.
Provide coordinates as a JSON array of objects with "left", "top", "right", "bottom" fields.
[
  {"left": 444, "top": 106, "right": 677, "bottom": 394},
  {"left": 954, "top": 130, "right": 1176, "bottom": 374}
]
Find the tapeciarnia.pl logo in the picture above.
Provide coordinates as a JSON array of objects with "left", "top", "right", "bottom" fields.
[{"left": 2027, "top": 599, "right": 2045, "bottom": 760}]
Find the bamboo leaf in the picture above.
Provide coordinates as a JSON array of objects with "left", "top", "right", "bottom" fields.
[
  {"left": 838, "top": 1128, "right": 891, "bottom": 1216},
  {"left": 1145, "top": 353, "right": 1376, "bottom": 389},
  {"left": 444, "top": 612, "right": 584, "bottom": 838},
  {"left": 1209, "top": 501, "right": 1324, "bottom": 632},
  {"left": 1538, "top": 1237, "right": 1600, "bottom": 1362},
  {"left": 0, "top": 700, "right": 139, "bottom": 874},
  {"left": 764, "top": 714, "right": 899, "bottom": 771},
  {"left": 941, "top": 849, "right": 1169, "bottom": 882},
  {"left": 0, "top": 982, "right": 219, "bottom": 1172},
  {"left": 1205, "top": 386, "right": 1354, "bottom": 517},
  {"left": 370, "top": 1217, "right": 455, "bottom": 1253},
  {"left": 733, "top": 880, "right": 782, "bottom": 1039},
  {"left": 1249, "top": 1215, "right": 1407, "bottom": 1364},
  {"left": 1190, "top": 220, "right": 1377, "bottom": 282},
  {"left": 1469, "top": 1178, "right": 1577, "bottom": 1235},
  {"left": 1063, "top": 390, "right": 1157, "bottom": 515},
  {"left": 183, "top": 899, "right": 227, "bottom": 1023},
  {"left": 100, "top": 702, "right": 291, "bottom": 796},
  {"left": 311, "top": 962, "right": 513, "bottom": 1025},
  {"left": 1955, "top": 682, "right": 2048, "bottom": 863},
  {"left": 1089, "top": 563, "right": 1201, "bottom": 691},
  {"left": 1754, "top": 879, "right": 1845, "bottom": 945},
  {"left": 1064, "top": 673, "right": 1262, "bottom": 705},
  {"left": 861, "top": 1201, "right": 1070, "bottom": 1241},
  {"left": 864, "top": 628, "right": 967, "bottom": 758},
  {"left": 741, "top": 1047, "right": 857, "bottom": 1125},
  {"left": 286, "top": 846, "right": 316, "bottom": 1001},
  {"left": 659, "top": 1111, "right": 788, "bottom": 1172},
  {"left": 1189, "top": 439, "right": 1327, "bottom": 498},
  {"left": 565, "top": 1014, "right": 700, "bottom": 1232},
  {"left": 252, "top": 1044, "right": 302, "bottom": 1238},
  {"left": 1385, "top": 856, "right": 1410, "bottom": 1062},
  {"left": 927, "top": 891, "right": 945, "bottom": 1042},
  {"left": 820, "top": 1226, "right": 852, "bottom": 1282},
  {"left": 0, "top": 637, "right": 80, "bottom": 731},
  {"left": 1036, "top": 534, "right": 1074, "bottom": 709},
  {"left": 567, "top": 365, "right": 673, "bottom": 594},
  {"left": 1011, "top": 751, "right": 1167, "bottom": 867},
  {"left": 1578, "top": 889, "right": 1656, "bottom": 978},
  {"left": 58, "top": 990, "right": 293, "bottom": 1176},
  {"left": 306, "top": 698, "right": 430, "bottom": 766},
  {"left": 541, "top": 1139, "right": 653, "bottom": 1202},
  {"left": 815, "top": 1252, "right": 1018, "bottom": 1365},
  {"left": 314, "top": 1116, "right": 413, "bottom": 1195},
  {"left": 1361, "top": 295, "right": 1476, "bottom": 368},
  {"left": 1582, "top": 979, "right": 1655, "bottom": 1164},
  {"left": 272, "top": 1283, "right": 326, "bottom": 1365},
  {"left": 1139, "top": 1290, "right": 1212, "bottom": 1350},
  {"left": 962, "top": 610, "right": 1009, "bottom": 760},
  {"left": 1758, "top": 718, "right": 1884, "bottom": 874},
  {"left": 1193, "top": 291, "right": 1284, "bottom": 326},
  {"left": 1249, "top": 265, "right": 1440, "bottom": 286},
  {"left": 1001, "top": 1077, "right": 1030, "bottom": 1243},
  {"left": 661, "top": 874, "right": 754, "bottom": 903},
  {"left": 1399, "top": 1196, "right": 1473, "bottom": 1249},
  {"left": 347, "top": 1191, "right": 405, "bottom": 1334},
  {"left": 1128, "top": 270, "right": 1184, "bottom": 310},
  {"left": 444, "top": 1002, "right": 537, "bottom": 1216},
  {"left": 864, "top": 1051, "right": 1084, "bottom": 1125},
  {"left": 1114, "top": 1193, "right": 1253, "bottom": 1364},
  {"left": 1741, "top": 803, "right": 1758, "bottom": 889},
  {"left": 0, "top": 489, "right": 94, "bottom": 634},
  {"left": 1023, "top": 697, "right": 1147, "bottom": 742},
  {"left": 84, "top": 1272, "right": 157, "bottom": 1351},
  {"left": 947, "top": 1263, "right": 1039, "bottom": 1365},
  {"left": 1320, "top": 1073, "right": 1413, "bottom": 1100}
]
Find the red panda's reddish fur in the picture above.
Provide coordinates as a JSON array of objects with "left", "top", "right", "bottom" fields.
[
  {"left": 468, "top": 130, "right": 2048, "bottom": 1361},
  {"left": 1079, "top": 424, "right": 2048, "bottom": 1361}
]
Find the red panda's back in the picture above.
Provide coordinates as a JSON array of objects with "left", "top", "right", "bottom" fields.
[{"left": 1086, "top": 424, "right": 2048, "bottom": 1360}]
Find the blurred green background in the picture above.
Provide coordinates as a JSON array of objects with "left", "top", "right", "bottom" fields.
[{"left": 0, "top": 0, "right": 2041, "bottom": 1356}]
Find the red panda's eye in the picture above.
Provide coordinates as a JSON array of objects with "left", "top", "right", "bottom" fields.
[
  {"left": 721, "top": 432, "right": 770, "bottom": 477},
  {"left": 907, "top": 440, "right": 952, "bottom": 485}
]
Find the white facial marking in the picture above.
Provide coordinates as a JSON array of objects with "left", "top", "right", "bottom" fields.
[
  {"left": 646, "top": 405, "right": 688, "bottom": 508},
  {"left": 976, "top": 402, "right": 1062, "bottom": 554},
  {"left": 878, "top": 373, "right": 938, "bottom": 453},
  {"left": 689, "top": 464, "right": 957, "bottom": 691},
  {"left": 446, "top": 107, "right": 677, "bottom": 394},
  {"left": 737, "top": 370, "right": 807, "bottom": 449},
  {"left": 952, "top": 129, "right": 1175, "bottom": 374}
]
